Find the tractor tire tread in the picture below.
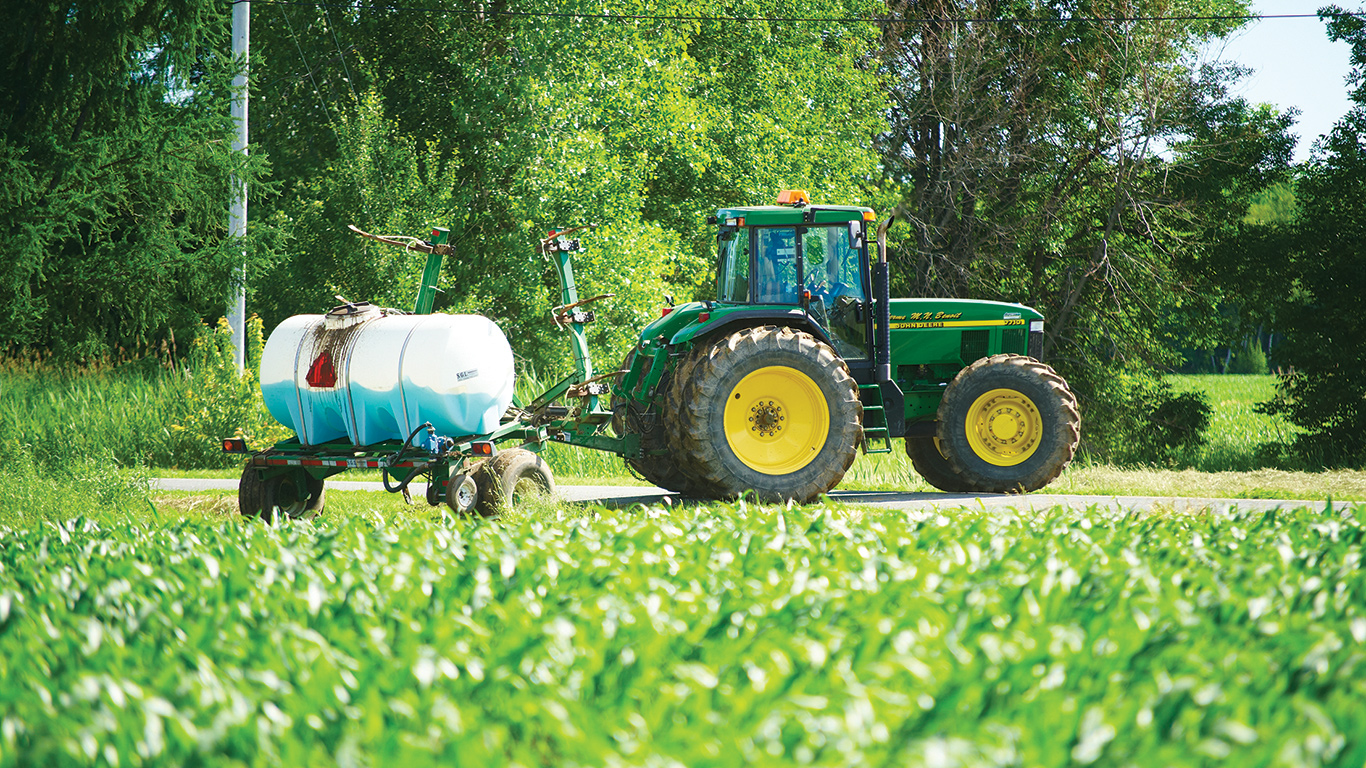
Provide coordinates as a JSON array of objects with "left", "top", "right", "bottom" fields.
[{"left": 675, "top": 326, "right": 861, "bottom": 503}]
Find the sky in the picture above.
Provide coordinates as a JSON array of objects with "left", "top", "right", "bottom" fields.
[{"left": 1210, "top": 0, "right": 1358, "bottom": 161}]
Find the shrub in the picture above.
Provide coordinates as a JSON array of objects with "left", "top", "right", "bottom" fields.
[
  {"left": 1228, "top": 341, "right": 1269, "bottom": 374},
  {"left": 166, "top": 316, "right": 291, "bottom": 468},
  {"left": 1077, "top": 367, "right": 1212, "bottom": 466}
]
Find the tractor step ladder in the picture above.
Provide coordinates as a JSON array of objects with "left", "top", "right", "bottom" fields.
[{"left": 858, "top": 384, "right": 893, "bottom": 454}]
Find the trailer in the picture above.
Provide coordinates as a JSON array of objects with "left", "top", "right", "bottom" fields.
[{"left": 226, "top": 225, "right": 634, "bottom": 521}]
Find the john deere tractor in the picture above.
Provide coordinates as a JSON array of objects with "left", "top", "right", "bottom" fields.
[{"left": 613, "top": 190, "right": 1080, "bottom": 502}]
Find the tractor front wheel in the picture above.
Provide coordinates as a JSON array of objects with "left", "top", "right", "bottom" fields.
[
  {"left": 675, "top": 327, "right": 861, "bottom": 503},
  {"left": 905, "top": 436, "right": 975, "bottom": 493},
  {"left": 936, "top": 354, "right": 1080, "bottom": 493}
]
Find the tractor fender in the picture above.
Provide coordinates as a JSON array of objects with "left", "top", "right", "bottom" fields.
[{"left": 669, "top": 307, "right": 837, "bottom": 351}]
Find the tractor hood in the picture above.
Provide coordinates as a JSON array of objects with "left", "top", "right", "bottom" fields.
[{"left": 887, "top": 298, "right": 1043, "bottom": 329}]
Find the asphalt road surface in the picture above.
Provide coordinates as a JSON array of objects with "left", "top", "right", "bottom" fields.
[{"left": 153, "top": 478, "right": 1351, "bottom": 514}]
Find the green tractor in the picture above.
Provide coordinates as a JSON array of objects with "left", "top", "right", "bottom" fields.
[{"left": 613, "top": 190, "right": 1081, "bottom": 502}]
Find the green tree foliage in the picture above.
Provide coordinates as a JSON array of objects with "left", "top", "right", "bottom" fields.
[
  {"left": 1244, "top": 180, "right": 1298, "bottom": 224},
  {"left": 876, "top": 0, "right": 1294, "bottom": 461},
  {"left": 249, "top": 0, "right": 884, "bottom": 372},
  {"left": 0, "top": 1, "right": 277, "bottom": 361},
  {"left": 1256, "top": 8, "right": 1366, "bottom": 467}
]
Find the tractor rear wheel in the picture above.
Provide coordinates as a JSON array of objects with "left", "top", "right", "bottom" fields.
[
  {"left": 612, "top": 349, "right": 709, "bottom": 496},
  {"left": 473, "top": 448, "right": 555, "bottom": 517},
  {"left": 936, "top": 354, "right": 1080, "bottom": 493},
  {"left": 674, "top": 326, "right": 861, "bottom": 503},
  {"left": 661, "top": 345, "right": 720, "bottom": 498},
  {"left": 239, "top": 466, "right": 325, "bottom": 523},
  {"left": 905, "top": 436, "right": 975, "bottom": 493}
]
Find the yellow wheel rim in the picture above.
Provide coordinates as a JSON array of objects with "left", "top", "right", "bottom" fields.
[
  {"left": 964, "top": 388, "right": 1042, "bottom": 466},
  {"left": 723, "top": 366, "right": 829, "bottom": 474}
]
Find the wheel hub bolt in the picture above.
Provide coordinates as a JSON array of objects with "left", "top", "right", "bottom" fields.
[{"left": 749, "top": 401, "right": 784, "bottom": 437}]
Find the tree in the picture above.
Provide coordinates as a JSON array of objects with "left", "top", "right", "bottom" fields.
[
  {"left": 876, "top": 0, "right": 1294, "bottom": 460},
  {"left": 0, "top": 0, "right": 276, "bottom": 361},
  {"left": 247, "top": 0, "right": 886, "bottom": 373},
  {"left": 1257, "top": 7, "right": 1366, "bottom": 467}
]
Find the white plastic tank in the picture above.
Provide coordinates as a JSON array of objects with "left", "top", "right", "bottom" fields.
[{"left": 260, "top": 304, "right": 515, "bottom": 446}]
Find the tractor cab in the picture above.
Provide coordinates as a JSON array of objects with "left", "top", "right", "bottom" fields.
[{"left": 714, "top": 190, "right": 876, "bottom": 361}]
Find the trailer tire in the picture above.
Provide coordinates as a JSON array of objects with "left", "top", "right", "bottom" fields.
[
  {"left": 905, "top": 436, "right": 975, "bottom": 493},
  {"left": 473, "top": 448, "right": 554, "bottom": 517},
  {"left": 239, "top": 466, "right": 325, "bottom": 523},
  {"left": 675, "top": 326, "right": 861, "bottom": 503},
  {"left": 613, "top": 348, "right": 710, "bottom": 496},
  {"left": 937, "top": 354, "right": 1080, "bottom": 493}
]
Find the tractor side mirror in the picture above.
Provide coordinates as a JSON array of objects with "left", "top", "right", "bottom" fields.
[{"left": 848, "top": 220, "right": 865, "bottom": 249}]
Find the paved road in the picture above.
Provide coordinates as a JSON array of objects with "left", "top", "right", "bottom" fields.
[{"left": 152, "top": 478, "right": 1352, "bottom": 514}]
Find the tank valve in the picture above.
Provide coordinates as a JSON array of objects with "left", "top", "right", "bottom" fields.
[{"left": 420, "top": 426, "right": 451, "bottom": 455}]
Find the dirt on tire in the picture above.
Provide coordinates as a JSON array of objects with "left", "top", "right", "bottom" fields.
[{"left": 472, "top": 447, "right": 555, "bottom": 517}]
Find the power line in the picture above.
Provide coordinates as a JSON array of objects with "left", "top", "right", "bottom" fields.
[{"left": 227, "top": 0, "right": 1366, "bottom": 26}]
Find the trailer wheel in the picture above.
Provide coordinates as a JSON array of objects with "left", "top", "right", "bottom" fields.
[
  {"left": 473, "top": 448, "right": 554, "bottom": 517},
  {"left": 613, "top": 348, "right": 710, "bottom": 496},
  {"left": 675, "top": 326, "right": 861, "bottom": 503},
  {"left": 446, "top": 473, "right": 479, "bottom": 515},
  {"left": 238, "top": 466, "right": 325, "bottom": 523},
  {"left": 905, "top": 436, "right": 975, "bottom": 493},
  {"left": 937, "top": 354, "right": 1080, "bottom": 493}
]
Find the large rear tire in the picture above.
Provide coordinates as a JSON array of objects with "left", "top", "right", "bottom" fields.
[
  {"left": 937, "top": 354, "right": 1080, "bottom": 493},
  {"left": 239, "top": 466, "right": 325, "bottom": 523},
  {"left": 675, "top": 327, "right": 861, "bottom": 503},
  {"left": 905, "top": 436, "right": 975, "bottom": 493},
  {"left": 472, "top": 448, "right": 555, "bottom": 517},
  {"left": 612, "top": 348, "right": 709, "bottom": 495}
]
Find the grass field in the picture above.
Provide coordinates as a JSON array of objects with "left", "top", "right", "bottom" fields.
[
  {"left": 2, "top": 495, "right": 1363, "bottom": 766},
  {"left": 1167, "top": 375, "right": 1301, "bottom": 472}
]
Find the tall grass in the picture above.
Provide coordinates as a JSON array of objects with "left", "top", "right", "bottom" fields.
[
  {"left": 0, "top": 318, "right": 287, "bottom": 471},
  {"left": 1166, "top": 374, "right": 1299, "bottom": 471}
]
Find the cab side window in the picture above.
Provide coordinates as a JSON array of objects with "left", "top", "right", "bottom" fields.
[
  {"left": 718, "top": 230, "right": 750, "bottom": 303},
  {"left": 755, "top": 227, "right": 798, "bottom": 304}
]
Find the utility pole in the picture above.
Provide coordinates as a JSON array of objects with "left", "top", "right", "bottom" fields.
[{"left": 227, "top": 1, "right": 250, "bottom": 371}]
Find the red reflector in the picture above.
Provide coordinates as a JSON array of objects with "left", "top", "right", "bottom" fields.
[
  {"left": 660, "top": 306, "right": 674, "bottom": 318},
  {"left": 471, "top": 442, "right": 494, "bottom": 456},
  {"left": 698, "top": 312, "right": 710, "bottom": 322},
  {"left": 801, "top": 290, "right": 811, "bottom": 301},
  {"left": 222, "top": 437, "right": 248, "bottom": 453},
  {"left": 306, "top": 352, "right": 337, "bottom": 388}
]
